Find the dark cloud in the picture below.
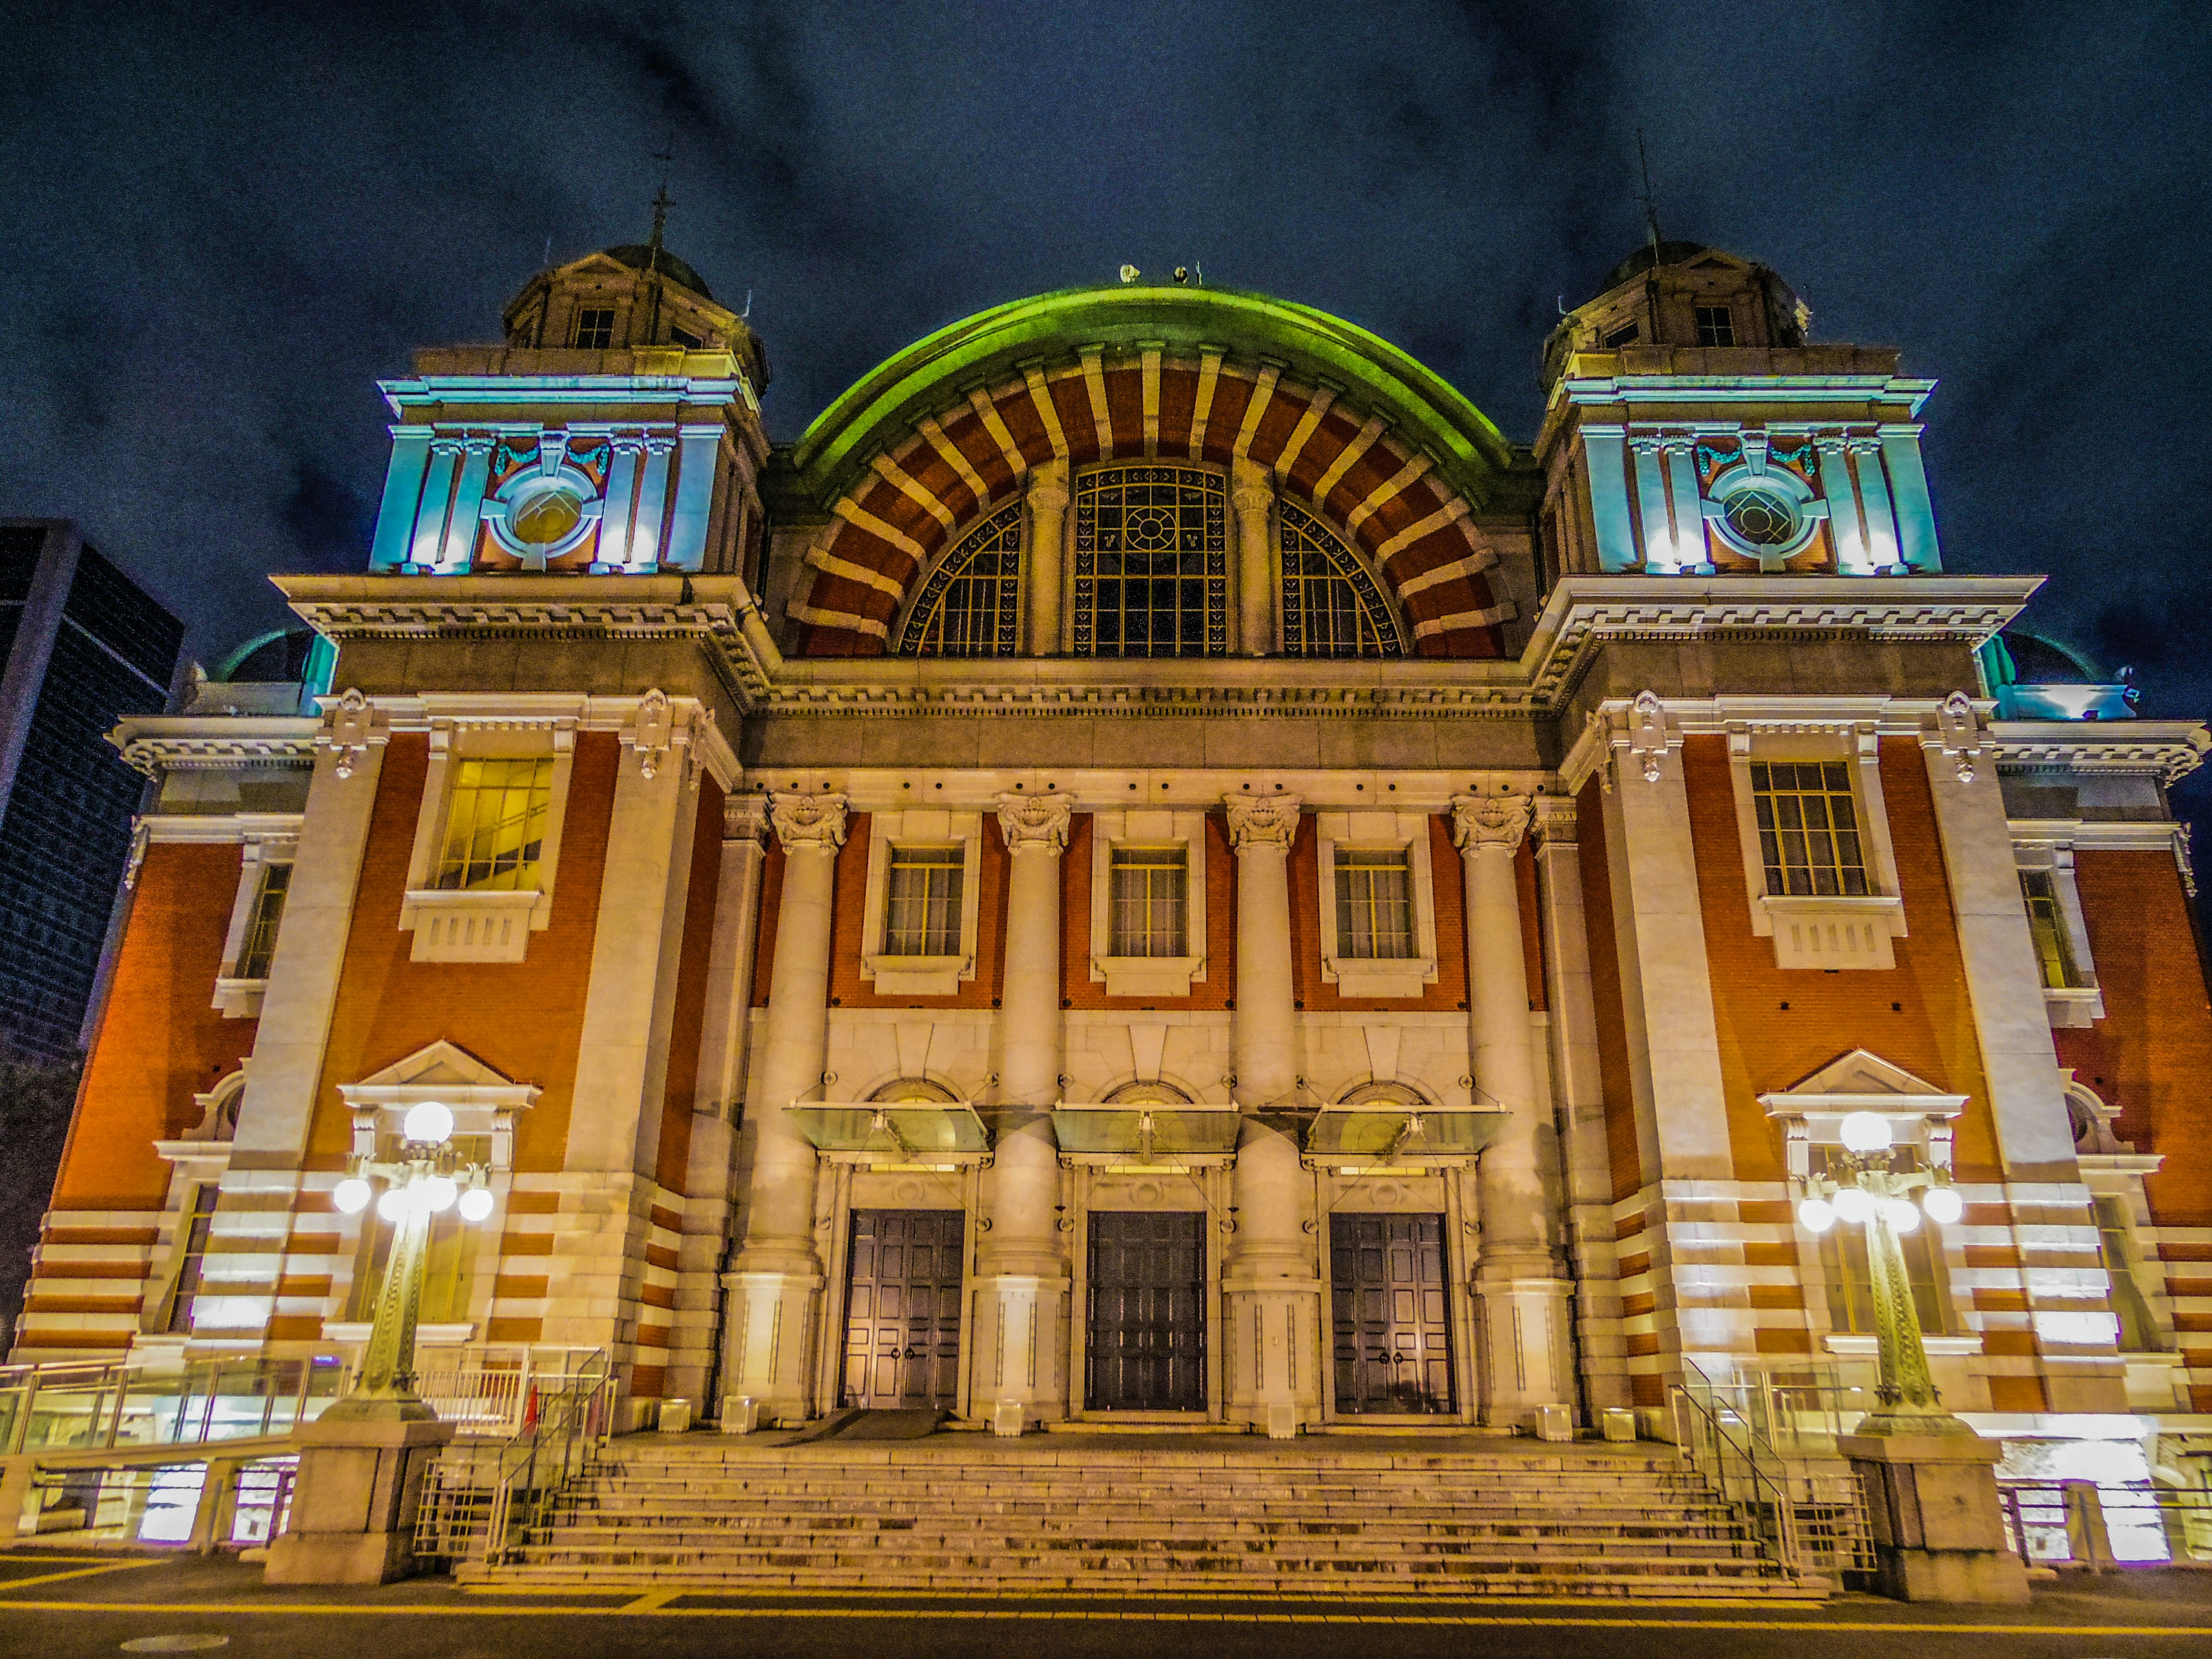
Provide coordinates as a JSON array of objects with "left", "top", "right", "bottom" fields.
[{"left": 0, "top": 0, "right": 2206, "bottom": 745}]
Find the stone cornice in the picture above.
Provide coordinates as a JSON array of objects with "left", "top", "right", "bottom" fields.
[
  {"left": 1991, "top": 721, "right": 2209, "bottom": 783},
  {"left": 112, "top": 718, "right": 320, "bottom": 778}
]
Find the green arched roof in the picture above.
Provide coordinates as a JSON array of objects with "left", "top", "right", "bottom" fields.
[{"left": 792, "top": 283, "right": 1516, "bottom": 511}]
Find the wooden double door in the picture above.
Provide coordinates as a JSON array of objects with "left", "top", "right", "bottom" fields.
[
  {"left": 1086, "top": 1210, "right": 1207, "bottom": 1411},
  {"left": 1330, "top": 1212, "right": 1455, "bottom": 1414},
  {"left": 840, "top": 1209, "right": 964, "bottom": 1411}
]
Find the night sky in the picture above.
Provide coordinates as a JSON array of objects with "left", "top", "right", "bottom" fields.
[{"left": 5, "top": 2, "right": 2207, "bottom": 731}]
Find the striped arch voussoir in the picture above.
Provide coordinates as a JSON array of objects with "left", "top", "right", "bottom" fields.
[{"left": 793, "top": 350, "right": 1509, "bottom": 658}]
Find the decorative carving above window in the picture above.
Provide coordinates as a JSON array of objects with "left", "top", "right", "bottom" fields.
[
  {"left": 1072, "top": 465, "right": 1226, "bottom": 657},
  {"left": 1279, "top": 502, "right": 1403, "bottom": 658},
  {"left": 899, "top": 503, "right": 1023, "bottom": 657}
]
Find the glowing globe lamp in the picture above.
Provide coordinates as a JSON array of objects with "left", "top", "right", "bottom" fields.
[
  {"left": 402, "top": 1100, "right": 455, "bottom": 1146},
  {"left": 1921, "top": 1184, "right": 1963, "bottom": 1226},
  {"left": 1797, "top": 1195, "right": 1836, "bottom": 1233},
  {"left": 332, "top": 1177, "right": 372, "bottom": 1215},
  {"left": 457, "top": 1185, "right": 495, "bottom": 1224},
  {"left": 1839, "top": 1111, "right": 1893, "bottom": 1155},
  {"left": 376, "top": 1187, "right": 408, "bottom": 1223},
  {"left": 421, "top": 1176, "right": 458, "bottom": 1213},
  {"left": 1832, "top": 1185, "right": 1875, "bottom": 1224}
]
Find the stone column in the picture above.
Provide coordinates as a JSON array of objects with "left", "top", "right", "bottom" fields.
[
  {"left": 1453, "top": 791, "right": 1573, "bottom": 1429},
  {"left": 1230, "top": 459, "right": 1275, "bottom": 656},
  {"left": 1222, "top": 791, "right": 1317, "bottom": 1437},
  {"left": 721, "top": 793, "right": 846, "bottom": 1427},
  {"left": 1529, "top": 794, "right": 1630, "bottom": 1412},
  {"left": 973, "top": 793, "right": 1074, "bottom": 1433},
  {"left": 1025, "top": 462, "right": 1069, "bottom": 656}
]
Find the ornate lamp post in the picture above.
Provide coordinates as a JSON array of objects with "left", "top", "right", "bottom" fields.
[
  {"left": 1796, "top": 1110, "right": 1969, "bottom": 1434},
  {"left": 321, "top": 1100, "right": 495, "bottom": 1423}
]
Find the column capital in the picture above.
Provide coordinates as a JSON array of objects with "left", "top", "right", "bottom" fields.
[
  {"left": 724, "top": 793, "right": 771, "bottom": 844},
  {"left": 1451, "top": 791, "right": 1533, "bottom": 853},
  {"left": 768, "top": 792, "right": 848, "bottom": 853},
  {"left": 996, "top": 791, "right": 1074, "bottom": 852},
  {"left": 1529, "top": 794, "right": 1578, "bottom": 847},
  {"left": 1025, "top": 463, "right": 1069, "bottom": 514},
  {"left": 1224, "top": 791, "right": 1301, "bottom": 851}
]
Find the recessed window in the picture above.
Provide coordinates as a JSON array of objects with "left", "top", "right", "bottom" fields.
[
  {"left": 235, "top": 863, "right": 291, "bottom": 980},
  {"left": 883, "top": 846, "right": 963, "bottom": 956},
  {"left": 165, "top": 1185, "right": 219, "bottom": 1335},
  {"left": 436, "top": 757, "right": 554, "bottom": 892},
  {"left": 1073, "top": 465, "right": 1226, "bottom": 658},
  {"left": 1695, "top": 305, "right": 1736, "bottom": 346},
  {"left": 671, "top": 326, "right": 702, "bottom": 349},
  {"left": 573, "top": 307, "right": 615, "bottom": 349},
  {"left": 2021, "top": 870, "right": 2079, "bottom": 988},
  {"left": 900, "top": 503, "right": 1023, "bottom": 657},
  {"left": 2093, "top": 1196, "right": 2161, "bottom": 1353},
  {"left": 1604, "top": 323, "right": 1638, "bottom": 349},
  {"left": 1279, "top": 502, "right": 1403, "bottom": 658},
  {"left": 1335, "top": 847, "right": 1414, "bottom": 960},
  {"left": 1813, "top": 1149, "right": 1946, "bottom": 1335},
  {"left": 1752, "top": 762, "right": 1867, "bottom": 897},
  {"left": 1110, "top": 846, "right": 1188, "bottom": 957}
]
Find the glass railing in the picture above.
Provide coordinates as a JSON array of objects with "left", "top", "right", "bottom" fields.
[{"left": 0, "top": 1354, "right": 353, "bottom": 1455}]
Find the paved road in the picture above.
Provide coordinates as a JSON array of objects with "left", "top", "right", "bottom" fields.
[{"left": 5, "top": 1548, "right": 2211, "bottom": 1659}]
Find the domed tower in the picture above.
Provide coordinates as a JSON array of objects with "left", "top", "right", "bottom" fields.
[
  {"left": 364, "top": 236, "right": 769, "bottom": 579},
  {"left": 1532, "top": 242, "right": 1940, "bottom": 583}
]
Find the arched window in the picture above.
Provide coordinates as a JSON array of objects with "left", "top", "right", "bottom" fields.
[
  {"left": 1073, "top": 465, "right": 1226, "bottom": 657},
  {"left": 899, "top": 504, "right": 1023, "bottom": 656},
  {"left": 1279, "top": 501, "right": 1403, "bottom": 657}
]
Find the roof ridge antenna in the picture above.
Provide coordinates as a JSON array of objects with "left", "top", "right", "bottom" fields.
[{"left": 1635, "top": 128, "right": 1664, "bottom": 342}]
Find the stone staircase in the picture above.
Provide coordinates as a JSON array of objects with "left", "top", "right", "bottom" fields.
[{"left": 465, "top": 1433, "right": 1827, "bottom": 1598}]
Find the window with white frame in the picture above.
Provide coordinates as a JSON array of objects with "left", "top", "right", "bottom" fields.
[
  {"left": 1090, "top": 809, "right": 1208, "bottom": 997},
  {"left": 213, "top": 824, "right": 301, "bottom": 1018},
  {"left": 2012, "top": 842, "right": 2103, "bottom": 1027},
  {"left": 1725, "top": 722, "right": 1906, "bottom": 971},
  {"left": 1110, "top": 846, "right": 1188, "bottom": 958},
  {"left": 2092, "top": 1196, "right": 2162, "bottom": 1354},
  {"left": 1316, "top": 812, "right": 1438, "bottom": 998},
  {"left": 401, "top": 720, "right": 577, "bottom": 964},
  {"left": 860, "top": 810, "right": 984, "bottom": 996}
]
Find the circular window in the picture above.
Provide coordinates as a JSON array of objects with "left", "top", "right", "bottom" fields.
[
  {"left": 1723, "top": 486, "right": 1800, "bottom": 549},
  {"left": 506, "top": 480, "right": 585, "bottom": 547},
  {"left": 1122, "top": 505, "right": 1179, "bottom": 551}
]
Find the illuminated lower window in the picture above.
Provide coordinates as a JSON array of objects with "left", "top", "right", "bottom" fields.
[
  {"left": 883, "top": 846, "right": 963, "bottom": 956},
  {"left": 1110, "top": 847, "right": 1188, "bottom": 957},
  {"left": 234, "top": 863, "right": 291, "bottom": 980},
  {"left": 1279, "top": 502, "right": 1402, "bottom": 658},
  {"left": 900, "top": 504, "right": 1022, "bottom": 656},
  {"left": 2094, "top": 1196, "right": 2162, "bottom": 1353},
  {"left": 1335, "top": 847, "right": 1414, "bottom": 959},
  {"left": 165, "top": 1185, "right": 219, "bottom": 1335},
  {"left": 1752, "top": 762, "right": 1868, "bottom": 897},
  {"left": 436, "top": 758, "right": 554, "bottom": 892},
  {"left": 1073, "top": 465, "right": 1226, "bottom": 657}
]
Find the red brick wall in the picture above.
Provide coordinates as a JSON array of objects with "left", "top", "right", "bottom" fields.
[
  {"left": 827, "top": 812, "right": 1009, "bottom": 1010},
  {"left": 1681, "top": 736, "right": 2001, "bottom": 1183},
  {"left": 1063, "top": 812, "right": 1238, "bottom": 1011},
  {"left": 307, "top": 733, "right": 615, "bottom": 1175},
  {"left": 2054, "top": 849, "right": 2212, "bottom": 1228},
  {"left": 654, "top": 779, "right": 724, "bottom": 1194},
  {"left": 1288, "top": 815, "right": 1468, "bottom": 1013},
  {"left": 1575, "top": 780, "right": 1644, "bottom": 1202},
  {"left": 53, "top": 842, "right": 260, "bottom": 1211}
]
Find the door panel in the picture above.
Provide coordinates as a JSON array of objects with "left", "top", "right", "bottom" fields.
[
  {"left": 1330, "top": 1212, "right": 1453, "bottom": 1414},
  {"left": 1087, "top": 1210, "right": 1206, "bottom": 1411},
  {"left": 842, "top": 1209, "right": 964, "bottom": 1410}
]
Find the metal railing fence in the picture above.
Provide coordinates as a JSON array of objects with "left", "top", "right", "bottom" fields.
[{"left": 414, "top": 1349, "right": 614, "bottom": 1566}]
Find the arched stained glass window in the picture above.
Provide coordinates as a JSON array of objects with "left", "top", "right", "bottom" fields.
[
  {"left": 1279, "top": 502, "right": 1403, "bottom": 658},
  {"left": 1073, "top": 465, "right": 1226, "bottom": 657},
  {"left": 899, "top": 504, "right": 1023, "bottom": 656}
]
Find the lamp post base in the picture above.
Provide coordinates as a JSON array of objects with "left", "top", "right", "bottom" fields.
[
  {"left": 1838, "top": 1429, "right": 2031, "bottom": 1604},
  {"left": 263, "top": 1414, "right": 456, "bottom": 1585}
]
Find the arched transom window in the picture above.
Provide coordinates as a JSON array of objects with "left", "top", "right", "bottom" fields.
[
  {"left": 1279, "top": 501, "right": 1403, "bottom": 657},
  {"left": 898, "top": 503, "right": 1023, "bottom": 656},
  {"left": 1073, "top": 465, "right": 1226, "bottom": 657}
]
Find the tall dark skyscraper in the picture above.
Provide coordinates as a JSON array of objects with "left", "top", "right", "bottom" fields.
[{"left": 0, "top": 520, "right": 182, "bottom": 1060}]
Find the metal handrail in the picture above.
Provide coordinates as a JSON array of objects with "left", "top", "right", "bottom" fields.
[
  {"left": 415, "top": 1348, "right": 613, "bottom": 1566},
  {"left": 1672, "top": 1358, "right": 1802, "bottom": 1577}
]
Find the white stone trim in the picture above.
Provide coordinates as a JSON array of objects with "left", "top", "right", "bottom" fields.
[
  {"left": 1313, "top": 810, "right": 1438, "bottom": 998},
  {"left": 1758, "top": 1048, "right": 1969, "bottom": 1181},
  {"left": 211, "top": 824, "right": 300, "bottom": 1018},
  {"left": 1089, "top": 808, "right": 1210, "bottom": 998},
  {"left": 858, "top": 808, "right": 985, "bottom": 996}
]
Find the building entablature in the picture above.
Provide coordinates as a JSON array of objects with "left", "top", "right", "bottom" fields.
[
  {"left": 738, "top": 767, "right": 1556, "bottom": 817},
  {"left": 1990, "top": 721, "right": 2210, "bottom": 785}
]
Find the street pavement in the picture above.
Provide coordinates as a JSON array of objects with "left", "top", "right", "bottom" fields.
[{"left": 4, "top": 1546, "right": 2211, "bottom": 1659}]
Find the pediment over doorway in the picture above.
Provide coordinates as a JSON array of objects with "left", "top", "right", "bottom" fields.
[{"left": 1756, "top": 1048, "right": 1968, "bottom": 1179}]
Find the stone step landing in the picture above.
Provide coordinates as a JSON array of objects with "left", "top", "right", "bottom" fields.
[{"left": 463, "top": 1434, "right": 1824, "bottom": 1599}]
